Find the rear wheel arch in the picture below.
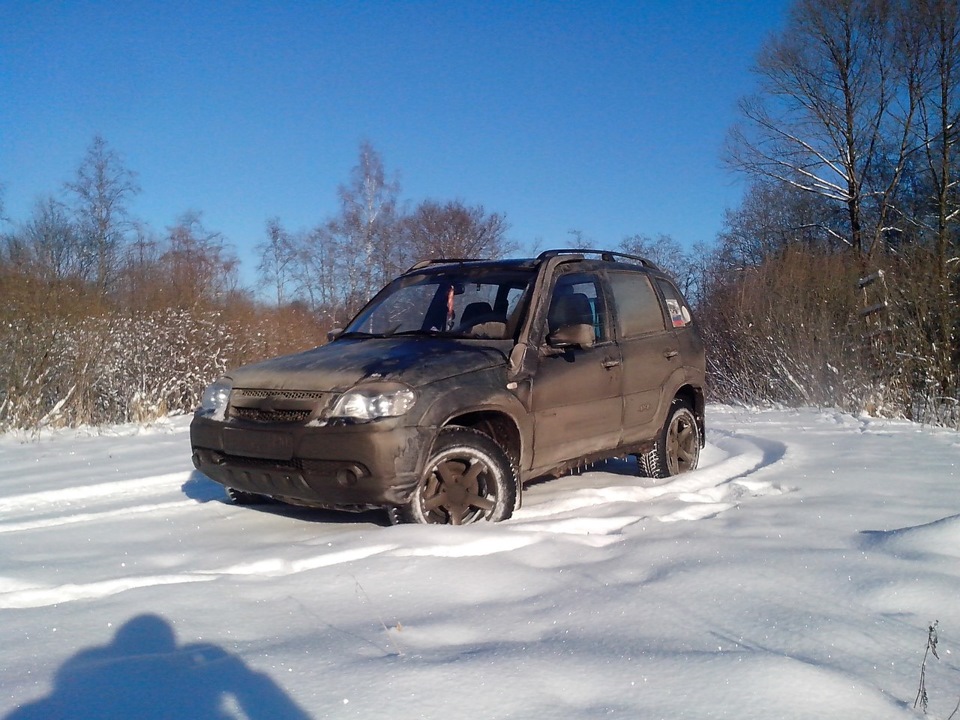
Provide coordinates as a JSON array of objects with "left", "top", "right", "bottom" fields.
[
  {"left": 638, "top": 386, "right": 704, "bottom": 479},
  {"left": 671, "top": 384, "right": 705, "bottom": 445}
]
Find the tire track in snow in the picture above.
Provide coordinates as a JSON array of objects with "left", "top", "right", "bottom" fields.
[
  {"left": 513, "top": 431, "right": 789, "bottom": 529},
  {"left": 0, "top": 574, "right": 216, "bottom": 609},
  {"left": 0, "top": 425, "right": 793, "bottom": 609},
  {"left": 0, "top": 472, "right": 191, "bottom": 514},
  {"left": 0, "top": 472, "right": 190, "bottom": 513},
  {"left": 0, "top": 472, "right": 195, "bottom": 535},
  {"left": 0, "top": 500, "right": 196, "bottom": 534},
  {"left": 0, "top": 544, "right": 397, "bottom": 609}
]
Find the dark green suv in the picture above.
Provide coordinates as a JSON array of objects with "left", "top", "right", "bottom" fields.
[{"left": 190, "top": 250, "right": 705, "bottom": 524}]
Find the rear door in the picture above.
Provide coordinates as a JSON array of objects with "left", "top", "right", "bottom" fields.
[{"left": 607, "top": 270, "right": 679, "bottom": 445}]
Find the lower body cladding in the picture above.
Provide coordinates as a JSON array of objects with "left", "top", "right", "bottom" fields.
[{"left": 190, "top": 415, "right": 430, "bottom": 511}]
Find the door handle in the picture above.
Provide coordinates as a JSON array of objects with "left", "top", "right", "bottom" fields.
[
  {"left": 602, "top": 359, "right": 621, "bottom": 369},
  {"left": 663, "top": 349, "right": 679, "bottom": 359}
]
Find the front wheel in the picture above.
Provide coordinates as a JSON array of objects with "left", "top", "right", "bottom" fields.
[
  {"left": 394, "top": 427, "right": 517, "bottom": 525},
  {"left": 638, "top": 402, "right": 701, "bottom": 479}
]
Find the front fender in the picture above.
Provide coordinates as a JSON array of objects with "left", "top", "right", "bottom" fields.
[{"left": 414, "top": 373, "right": 533, "bottom": 474}]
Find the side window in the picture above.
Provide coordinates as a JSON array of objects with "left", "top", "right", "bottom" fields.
[
  {"left": 656, "top": 279, "right": 693, "bottom": 328},
  {"left": 547, "top": 273, "right": 607, "bottom": 343},
  {"left": 608, "top": 272, "right": 666, "bottom": 337}
]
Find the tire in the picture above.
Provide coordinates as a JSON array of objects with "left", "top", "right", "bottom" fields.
[
  {"left": 638, "top": 402, "right": 701, "bottom": 479},
  {"left": 225, "top": 487, "right": 265, "bottom": 505},
  {"left": 395, "top": 427, "right": 517, "bottom": 525}
]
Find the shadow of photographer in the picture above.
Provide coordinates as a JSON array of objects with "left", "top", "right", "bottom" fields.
[{"left": 6, "top": 613, "right": 310, "bottom": 720}]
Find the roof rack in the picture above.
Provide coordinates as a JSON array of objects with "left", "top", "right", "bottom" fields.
[
  {"left": 535, "top": 248, "right": 660, "bottom": 270},
  {"left": 406, "top": 249, "right": 660, "bottom": 274},
  {"left": 406, "top": 257, "right": 487, "bottom": 272}
]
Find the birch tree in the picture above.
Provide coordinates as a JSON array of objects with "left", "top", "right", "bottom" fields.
[
  {"left": 256, "top": 217, "right": 296, "bottom": 305},
  {"left": 329, "top": 142, "right": 402, "bottom": 314},
  {"left": 289, "top": 226, "right": 337, "bottom": 316},
  {"left": 903, "top": 0, "right": 960, "bottom": 387},
  {"left": 727, "top": 0, "right": 920, "bottom": 258},
  {"left": 65, "top": 136, "right": 140, "bottom": 296},
  {"left": 914, "top": 0, "right": 960, "bottom": 276}
]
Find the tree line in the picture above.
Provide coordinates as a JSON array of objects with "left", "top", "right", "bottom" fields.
[
  {"left": 2, "top": 0, "right": 958, "bottom": 431},
  {"left": 254, "top": 141, "right": 513, "bottom": 325},
  {"left": 0, "top": 139, "right": 511, "bottom": 429},
  {"left": 706, "top": 0, "right": 960, "bottom": 426}
]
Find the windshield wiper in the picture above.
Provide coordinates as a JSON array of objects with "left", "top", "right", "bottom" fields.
[
  {"left": 336, "top": 331, "right": 387, "bottom": 339},
  {"left": 391, "top": 329, "right": 460, "bottom": 338}
]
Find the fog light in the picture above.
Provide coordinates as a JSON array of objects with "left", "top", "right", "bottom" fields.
[{"left": 336, "top": 468, "right": 358, "bottom": 487}]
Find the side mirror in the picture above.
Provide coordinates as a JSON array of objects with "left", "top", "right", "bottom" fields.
[
  {"left": 547, "top": 323, "right": 595, "bottom": 349},
  {"left": 327, "top": 328, "right": 344, "bottom": 342},
  {"left": 508, "top": 341, "right": 538, "bottom": 380}
]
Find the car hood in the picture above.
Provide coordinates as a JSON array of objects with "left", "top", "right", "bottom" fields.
[{"left": 226, "top": 337, "right": 509, "bottom": 392}]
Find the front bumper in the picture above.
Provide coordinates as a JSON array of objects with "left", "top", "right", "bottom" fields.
[{"left": 190, "top": 414, "right": 431, "bottom": 510}]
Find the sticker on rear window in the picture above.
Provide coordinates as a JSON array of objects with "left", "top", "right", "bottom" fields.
[{"left": 666, "top": 299, "right": 686, "bottom": 327}]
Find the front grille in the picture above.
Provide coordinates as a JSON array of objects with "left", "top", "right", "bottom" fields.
[
  {"left": 228, "top": 387, "right": 333, "bottom": 425},
  {"left": 232, "top": 389, "right": 329, "bottom": 402},
  {"left": 231, "top": 407, "right": 312, "bottom": 424}
]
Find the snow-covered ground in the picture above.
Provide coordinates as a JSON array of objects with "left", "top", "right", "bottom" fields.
[{"left": 1, "top": 405, "right": 958, "bottom": 719}]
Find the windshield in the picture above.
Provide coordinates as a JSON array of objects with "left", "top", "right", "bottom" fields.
[{"left": 343, "top": 268, "right": 533, "bottom": 340}]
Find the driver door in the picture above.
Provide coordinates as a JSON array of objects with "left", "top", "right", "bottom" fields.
[{"left": 530, "top": 271, "right": 623, "bottom": 470}]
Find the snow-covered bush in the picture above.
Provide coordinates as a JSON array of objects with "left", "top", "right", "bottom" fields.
[
  {"left": 0, "top": 306, "right": 324, "bottom": 430},
  {"left": 701, "top": 248, "right": 959, "bottom": 428}
]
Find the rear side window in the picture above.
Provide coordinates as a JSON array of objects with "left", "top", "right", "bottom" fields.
[
  {"left": 608, "top": 271, "right": 665, "bottom": 337},
  {"left": 656, "top": 279, "right": 693, "bottom": 328}
]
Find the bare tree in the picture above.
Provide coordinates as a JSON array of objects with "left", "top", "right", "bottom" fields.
[
  {"left": 19, "top": 196, "right": 83, "bottom": 283},
  {"left": 65, "top": 136, "right": 140, "bottom": 296},
  {"left": 265, "top": 143, "right": 517, "bottom": 328},
  {"left": 913, "top": 0, "right": 960, "bottom": 275},
  {"left": 329, "top": 141, "right": 403, "bottom": 312},
  {"left": 726, "top": 0, "right": 920, "bottom": 258},
  {"left": 903, "top": 0, "right": 960, "bottom": 386},
  {"left": 619, "top": 233, "right": 717, "bottom": 301},
  {"left": 714, "top": 179, "right": 846, "bottom": 270},
  {"left": 289, "top": 226, "right": 336, "bottom": 315},
  {"left": 620, "top": 233, "right": 688, "bottom": 276},
  {"left": 161, "top": 211, "right": 238, "bottom": 308},
  {"left": 566, "top": 229, "right": 592, "bottom": 249},
  {"left": 404, "top": 199, "right": 512, "bottom": 261},
  {"left": 256, "top": 217, "right": 296, "bottom": 305}
]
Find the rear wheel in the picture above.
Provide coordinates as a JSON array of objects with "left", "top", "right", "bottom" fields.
[
  {"left": 394, "top": 427, "right": 517, "bottom": 525},
  {"left": 638, "top": 402, "right": 701, "bottom": 479}
]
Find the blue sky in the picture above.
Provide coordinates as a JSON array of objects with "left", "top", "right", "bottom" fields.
[{"left": 1, "top": 1, "right": 788, "bottom": 287}]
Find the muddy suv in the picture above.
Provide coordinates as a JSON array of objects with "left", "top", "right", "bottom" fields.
[{"left": 191, "top": 249, "right": 705, "bottom": 524}]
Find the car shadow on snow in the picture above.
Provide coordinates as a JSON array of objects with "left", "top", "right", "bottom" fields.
[
  {"left": 4, "top": 613, "right": 310, "bottom": 720},
  {"left": 181, "top": 471, "right": 229, "bottom": 503},
  {"left": 181, "top": 470, "right": 390, "bottom": 526}
]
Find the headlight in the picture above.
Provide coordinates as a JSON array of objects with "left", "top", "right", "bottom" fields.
[
  {"left": 331, "top": 385, "right": 416, "bottom": 421},
  {"left": 199, "top": 378, "right": 232, "bottom": 419}
]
